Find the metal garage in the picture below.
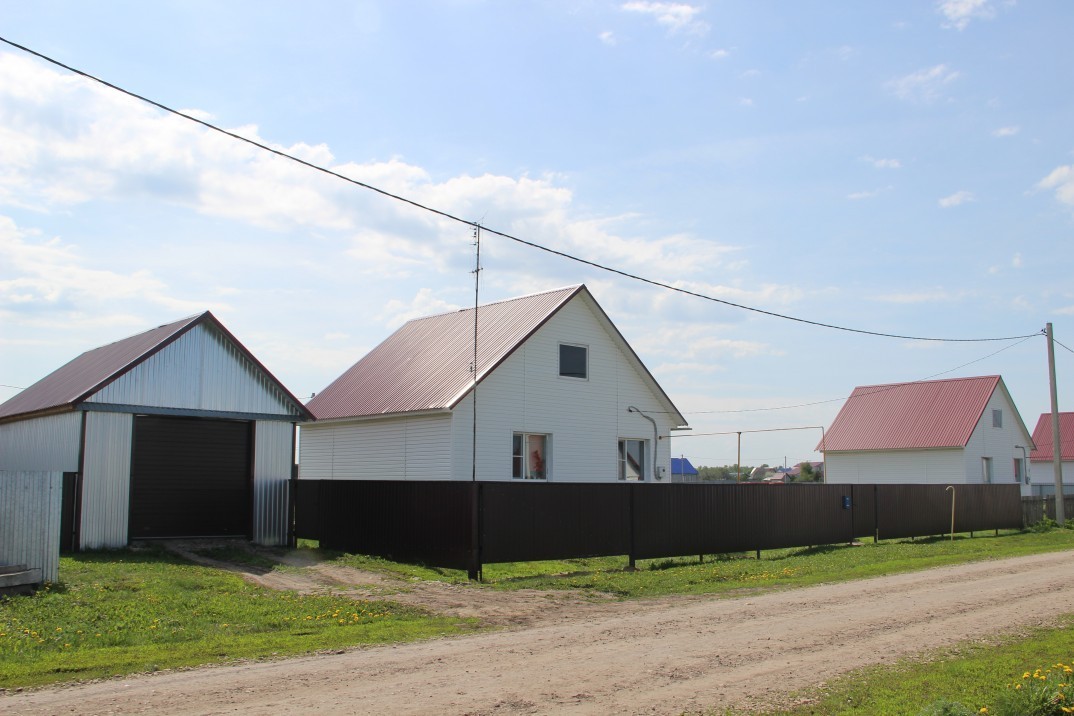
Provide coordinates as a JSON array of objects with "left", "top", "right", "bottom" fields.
[{"left": 0, "top": 311, "right": 313, "bottom": 549}]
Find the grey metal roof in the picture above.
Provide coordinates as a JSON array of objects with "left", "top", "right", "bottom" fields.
[
  {"left": 0, "top": 312, "right": 312, "bottom": 423},
  {"left": 307, "top": 284, "right": 686, "bottom": 424}
]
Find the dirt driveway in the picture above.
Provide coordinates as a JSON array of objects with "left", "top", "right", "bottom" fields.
[{"left": 5, "top": 549, "right": 1074, "bottom": 715}]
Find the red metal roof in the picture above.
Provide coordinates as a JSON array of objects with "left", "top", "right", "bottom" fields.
[
  {"left": 1030, "top": 412, "right": 1074, "bottom": 462},
  {"left": 306, "top": 284, "right": 686, "bottom": 424},
  {"left": 819, "top": 375, "right": 1004, "bottom": 452},
  {"left": 0, "top": 312, "right": 312, "bottom": 422}
]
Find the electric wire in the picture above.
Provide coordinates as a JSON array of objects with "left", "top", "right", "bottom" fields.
[
  {"left": 1055, "top": 338, "right": 1074, "bottom": 355},
  {"left": 0, "top": 36, "right": 1042, "bottom": 345}
]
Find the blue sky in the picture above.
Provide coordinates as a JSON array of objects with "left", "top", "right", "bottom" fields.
[{"left": 2, "top": 1, "right": 1072, "bottom": 469}]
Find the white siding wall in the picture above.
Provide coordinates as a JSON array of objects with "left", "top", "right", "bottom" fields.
[
  {"left": 299, "top": 413, "right": 452, "bottom": 480},
  {"left": 0, "top": 412, "right": 81, "bottom": 471},
  {"left": 963, "top": 388, "right": 1033, "bottom": 486},
  {"left": 252, "top": 421, "right": 295, "bottom": 545},
  {"left": 87, "top": 323, "right": 299, "bottom": 416},
  {"left": 1027, "top": 459, "right": 1074, "bottom": 495},
  {"left": 0, "top": 471, "right": 63, "bottom": 582},
  {"left": 79, "top": 412, "right": 133, "bottom": 549},
  {"left": 451, "top": 297, "right": 675, "bottom": 482},
  {"left": 826, "top": 448, "right": 965, "bottom": 484}
]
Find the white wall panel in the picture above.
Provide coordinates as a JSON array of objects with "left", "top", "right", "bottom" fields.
[
  {"left": 299, "top": 414, "right": 451, "bottom": 480},
  {"left": 252, "top": 421, "right": 294, "bottom": 545},
  {"left": 825, "top": 448, "right": 964, "bottom": 484},
  {"left": 0, "top": 412, "right": 81, "bottom": 472},
  {"left": 0, "top": 471, "right": 62, "bottom": 582},
  {"left": 87, "top": 323, "right": 300, "bottom": 417},
  {"left": 964, "top": 387, "right": 1034, "bottom": 485},
  {"left": 79, "top": 412, "right": 132, "bottom": 549}
]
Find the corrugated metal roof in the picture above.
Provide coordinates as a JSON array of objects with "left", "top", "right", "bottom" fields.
[
  {"left": 671, "top": 457, "right": 697, "bottom": 475},
  {"left": 819, "top": 375, "right": 1004, "bottom": 452},
  {"left": 307, "top": 284, "right": 686, "bottom": 425},
  {"left": 1030, "top": 412, "right": 1074, "bottom": 462},
  {"left": 0, "top": 312, "right": 312, "bottom": 423}
]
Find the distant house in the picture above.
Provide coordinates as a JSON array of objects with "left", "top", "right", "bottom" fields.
[
  {"left": 1028, "top": 412, "right": 1074, "bottom": 497},
  {"left": 670, "top": 457, "right": 699, "bottom": 482},
  {"left": 301, "top": 285, "right": 688, "bottom": 482},
  {"left": 0, "top": 312, "right": 311, "bottom": 549},
  {"left": 819, "top": 375, "right": 1034, "bottom": 492}
]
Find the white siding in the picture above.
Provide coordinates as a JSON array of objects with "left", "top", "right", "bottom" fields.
[
  {"left": 87, "top": 322, "right": 299, "bottom": 417},
  {"left": 0, "top": 412, "right": 81, "bottom": 472},
  {"left": 451, "top": 296, "right": 676, "bottom": 482},
  {"left": 252, "top": 421, "right": 295, "bottom": 545},
  {"left": 0, "top": 471, "right": 63, "bottom": 582},
  {"left": 964, "top": 387, "right": 1034, "bottom": 485},
  {"left": 826, "top": 448, "right": 965, "bottom": 484},
  {"left": 299, "top": 413, "right": 452, "bottom": 480},
  {"left": 80, "top": 412, "right": 133, "bottom": 549}
]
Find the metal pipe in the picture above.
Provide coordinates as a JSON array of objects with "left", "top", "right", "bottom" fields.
[{"left": 628, "top": 406, "right": 659, "bottom": 481}]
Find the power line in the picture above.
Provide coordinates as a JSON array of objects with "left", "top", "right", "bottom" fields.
[
  {"left": 1055, "top": 337, "right": 1074, "bottom": 355},
  {"left": 671, "top": 332, "right": 1041, "bottom": 415},
  {"left": 0, "top": 36, "right": 1043, "bottom": 345}
]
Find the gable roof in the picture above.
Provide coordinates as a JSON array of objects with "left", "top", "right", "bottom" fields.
[
  {"left": 819, "top": 375, "right": 1022, "bottom": 452},
  {"left": 1030, "top": 412, "right": 1074, "bottom": 462},
  {"left": 671, "top": 457, "right": 698, "bottom": 475},
  {"left": 307, "top": 284, "right": 686, "bottom": 424},
  {"left": 0, "top": 312, "right": 312, "bottom": 423}
]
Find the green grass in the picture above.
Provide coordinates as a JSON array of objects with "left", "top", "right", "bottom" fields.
[
  {"left": 334, "top": 529, "right": 1074, "bottom": 599},
  {"left": 0, "top": 546, "right": 471, "bottom": 689},
  {"left": 736, "top": 617, "right": 1074, "bottom": 716}
]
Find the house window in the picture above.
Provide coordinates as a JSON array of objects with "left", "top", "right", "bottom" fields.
[
  {"left": 1013, "top": 457, "right": 1024, "bottom": 484},
  {"left": 992, "top": 409, "right": 1002, "bottom": 428},
  {"left": 513, "top": 433, "right": 549, "bottom": 480},
  {"left": 559, "top": 343, "right": 588, "bottom": 379},
  {"left": 982, "top": 457, "right": 993, "bottom": 484},
  {"left": 618, "top": 439, "right": 646, "bottom": 481}
]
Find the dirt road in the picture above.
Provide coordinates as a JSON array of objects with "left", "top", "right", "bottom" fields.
[{"left": 5, "top": 550, "right": 1074, "bottom": 715}]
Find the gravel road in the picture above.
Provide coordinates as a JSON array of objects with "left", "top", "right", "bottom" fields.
[{"left": 4, "top": 549, "right": 1073, "bottom": 715}]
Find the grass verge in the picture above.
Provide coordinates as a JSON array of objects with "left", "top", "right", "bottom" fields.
[
  {"left": 333, "top": 529, "right": 1074, "bottom": 599},
  {"left": 735, "top": 616, "right": 1074, "bottom": 716},
  {"left": 0, "top": 545, "right": 471, "bottom": 689}
]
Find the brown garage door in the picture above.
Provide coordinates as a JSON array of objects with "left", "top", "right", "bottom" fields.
[{"left": 129, "top": 415, "right": 252, "bottom": 539}]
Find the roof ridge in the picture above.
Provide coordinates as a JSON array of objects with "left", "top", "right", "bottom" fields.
[
  {"left": 852, "top": 374, "right": 1000, "bottom": 392},
  {"left": 406, "top": 285, "right": 584, "bottom": 323}
]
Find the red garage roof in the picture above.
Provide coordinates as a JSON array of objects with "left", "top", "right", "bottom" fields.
[
  {"left": 819, "top": 375, "right": 1011, "bottom": 452},
  {"left": 1030, "top": 412, "right": 1074, "bottom": 462}
]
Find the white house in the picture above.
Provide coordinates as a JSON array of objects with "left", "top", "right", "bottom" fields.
[
  {"left": 301, "top": 285, "right": 688, "bottom": 482},
  {"left": 819, "top": 375, "right": 1034, "bottom": 493},
  {"left": 1028, "top": 412, "right": 1074, "bottom": 497},
  {"left": 0, "top": 312, "right": 311, "bottom": 549}
]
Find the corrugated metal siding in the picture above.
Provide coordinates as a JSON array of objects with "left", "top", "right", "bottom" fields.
[
  {"left": 253, "top": 421, "right": 295, "bottom": 546},
  {"left": 0, "top": 412, "right": 81, "bottom": 471},
  {"left": 0, "top": 471, "right": 62, "bottom": 582},
  {"left": 822, "top": 376, "right": 1000, "bottom": 452},
  {"left": 87, "top": 322, "right": 301, "bottom": 417},
  {"left": 80, "top": 412, "right": 133, "bottom": 549}
]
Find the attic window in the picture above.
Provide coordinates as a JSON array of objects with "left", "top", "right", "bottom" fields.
[
  {"left": 559, "top": 343, "right": 588, "bottom": 380},
  {"left": 992, "top": 409, "right": 1002, "bottom": 428}
]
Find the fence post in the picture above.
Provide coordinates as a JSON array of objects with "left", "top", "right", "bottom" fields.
[
  {"left": 627, "top": 484, "right": 636, "bottom": 570},
  {"left": 468, "top": 482, "right": 482, "bottom": 581}
]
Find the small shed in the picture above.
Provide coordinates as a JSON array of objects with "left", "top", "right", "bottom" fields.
[
  {"left": 301, "top": 285, "right": 688, "bottom": 482},
  {"left": 1028, "top": 412, "right": 1074, "bottom": 497},
  {"left": 0, "top": 312, "right": 311, "bottom": 549},
  {"left": 820, "top": 375, "right": 1034, "bottom": 492}
]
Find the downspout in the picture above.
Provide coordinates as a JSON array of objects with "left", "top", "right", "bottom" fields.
[{"left": 628, "top": 406, "right": 660, "bottom": 481}]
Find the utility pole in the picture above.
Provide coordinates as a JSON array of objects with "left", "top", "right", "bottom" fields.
[
  {"left": 736, "top": 431, "right": 742, "bottom": 481},
  {"left": 1046, "top": 323, "right": 1065, "bottom": 525}
]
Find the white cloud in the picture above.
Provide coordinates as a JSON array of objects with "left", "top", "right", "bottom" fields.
[
  {"left": 847, "top": 187, "right": 891, "bottom": 201},
  {"left": 1055, "top": 305, "right": 1074, "bottom": 316},
  {"left": 739, "top": 98, "right": 754, "bottom": 107},
  {"left": 936, "top": 0, "right": 997, "bottom": 31},
  {"left": 1037, "top": 165, "right": 1074, "bottom": 206},
  {"left": 709, "top": 49, "right": 729, "bottom": 60},
  {"left": 992, "top": 126, "right": 1020, "bottom": 138},
  {"left": 620, "top": 2, "right": 710, "bottom": 36},
  {"left": 599, "top": 31, "right": 617, "bottom": 46},
  {"left": 379, "top": 287, "right": 461, "bottom": 328},
  {"left": 887, "top": 64, "right": 961, "bottom": 102},
  {"left": 1011, "top": 252, "right": 1022, "bottom": 268},
  {"left": 871, "top": 289, "right": 968, "bottom": 304},
  {"left": 861, "top": 156, "right": 902, "bottom": 169},
  {"left": 938, "top": 190, "right": 975, "bottom": 208}
]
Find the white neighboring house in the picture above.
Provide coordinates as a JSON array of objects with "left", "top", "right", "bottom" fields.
[
  {"left": 819, "top": 375, "right": 1034, "bottom": 493},
  {"left": 300, "top": 285, "right": 688, "bottom": 482},
  {"left": 1028, "top": 412, "right": 1074, "bottom": 498}
]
